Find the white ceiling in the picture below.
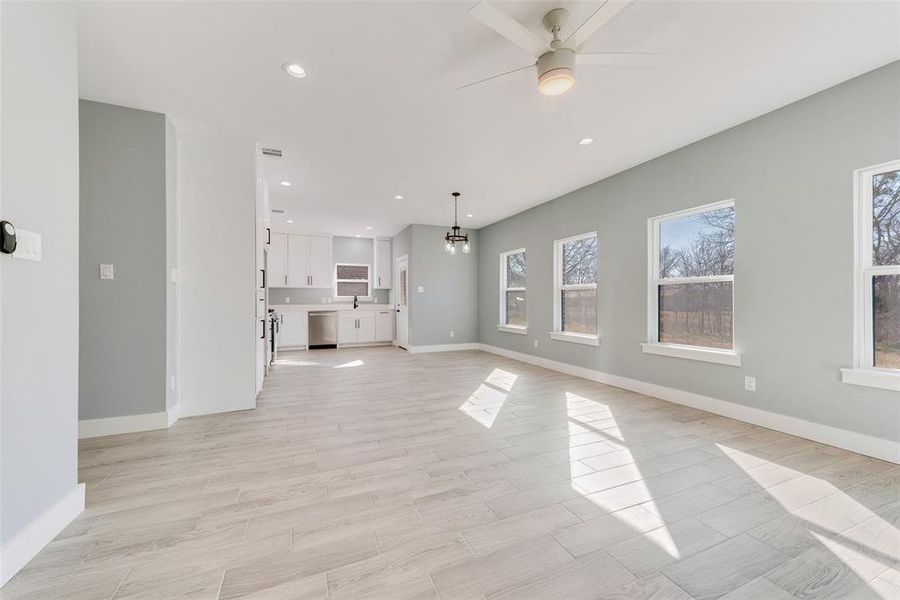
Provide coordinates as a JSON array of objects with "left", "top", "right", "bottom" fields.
[{"left": 76, "top": 1, "right": 900, "bottom": 237}]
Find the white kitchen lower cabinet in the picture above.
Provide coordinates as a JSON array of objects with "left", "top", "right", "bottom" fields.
[
  {"left": 375, "top": 310, "right": 394, "bottom": 342},
  {"left": 279, "top": 311, "right": 308, "bottom": 348},
  {"left": 338, "top": 310, "right": 388, "bottom": 346}
]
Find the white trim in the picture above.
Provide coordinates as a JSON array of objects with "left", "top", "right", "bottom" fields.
[
  {"left": 647, "top": 199, "right": 736, "bottom": 351},
  {"left": 497, "top": 324, "right": 528, "bottom": 335},
  {"left": 641, "top": 342, "right": 742, "bottom": 366},
  {"left": 407, "top": 343, "right": 479, "bottom": 354},
  {"left": 477, "top": 344, "right": 899, "bottom": 464},
  {"left": 78, "top": 407, "right": 180, "bottom": 439},
  {"left": 499, "top": 247, "right": 527, "bottom": 328},
  {"left": 553, "top": 231, "right": 599, "bottom": 336},
  {"left": 841, "top": 368, "right": 900, "bottom": 392},
  {"left": 0, "top": 484, "right": 85, "bottom": 587},
  {"left": 549, "top": 331, "right": 600, "bottom": 346}
]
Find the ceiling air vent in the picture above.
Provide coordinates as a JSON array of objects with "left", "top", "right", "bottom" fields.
[
  {"left": 260, "top": 147, "right": 282, "bottom": 158},
  {"left": 271, "top": 209, "right": 285, "bottom": 214}
]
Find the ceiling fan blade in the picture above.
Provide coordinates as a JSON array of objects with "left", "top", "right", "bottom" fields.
[
  {"left": 469, "top": 1, "right": 548, "bottom": 58},
  {"left": 576, "top": 52, "right": 665, "bottom": 67},
  {"left": 564, "top": 0, "right": 635, "bottom": 51},
  {"left": 454, "top": 64, "right": 534, "bottom": 91}
]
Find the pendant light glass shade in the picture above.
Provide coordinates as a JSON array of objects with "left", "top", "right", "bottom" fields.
[{"left": 443, "top": 192, "right": 469, "bottom": 256}]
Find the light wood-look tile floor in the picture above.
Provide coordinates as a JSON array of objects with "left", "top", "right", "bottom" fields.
[{"left": 4, "top": 347, "right": 899, "bottom": 599}]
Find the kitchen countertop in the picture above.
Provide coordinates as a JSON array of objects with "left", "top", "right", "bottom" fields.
[{"left": 270, "top": 303, "right": 394, "bottom": 312}]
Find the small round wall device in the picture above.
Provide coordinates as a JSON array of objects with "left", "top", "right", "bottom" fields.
[{"left": 1, "top": 221, "right": 17, "bottom": 254}]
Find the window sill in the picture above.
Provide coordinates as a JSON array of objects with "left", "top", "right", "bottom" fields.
[
  {"left": 840, "top": 368, "right": 900, "bottom": 392},
  {"left": 641, "top": 343, "right": 741, "bottom": 366},
  {"left": 497, "top": 325, "right": 528, "bottom": 335},
  {"left": 549, "top": 331, "right": 600, "bottom": 346}
]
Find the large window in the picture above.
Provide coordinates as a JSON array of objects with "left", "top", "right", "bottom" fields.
[
  {"left": 644, "top": 200, "right": 739, "bottom": 365},
  {"left": 499, "top": 249, "right": 526, "bottom": 333},
  {"left": 552, "top": 232, "right": 598, "bottom": 344},
  {"left": 335, "top": 263, "right": 369, "bottom": 298},
  {"left": 843, "top": 160, "right": 900, "bottom": 391}
]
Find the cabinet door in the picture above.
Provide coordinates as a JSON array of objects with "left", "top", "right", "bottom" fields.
[
  {"left": 356, "top": 313, "right": 376, "bottom": 344},
  {"left": 287, "top": 234, "right": 310, "bottom": 287},
  {"left": 308, "top": 235, "right": 333, "bottom": 289},
  {"left": 279, "top": 312, "right": 308, "bottom": 347},
  {"left": 374, "top": 238, "right": 392, "bottom": 289},
  {"left": 375, "top": 310, "right": 394, "bottom": 342},
  {"left": 338, "top": 316, "right": 357, "bottom": 345},
  {"left": 268, "top": 233, "right": 289, "bottom": 287}
]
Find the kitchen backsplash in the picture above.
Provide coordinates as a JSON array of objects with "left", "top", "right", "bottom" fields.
[{"left": 268, "top": 288, "right": 390, "bottom": 305}]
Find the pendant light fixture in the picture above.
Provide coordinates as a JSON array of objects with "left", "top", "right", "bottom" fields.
[{"left": 443, "top": 192, "right": 470, "bottom": 255}]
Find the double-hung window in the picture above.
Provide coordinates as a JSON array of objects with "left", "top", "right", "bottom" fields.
[
  {"left": 498, "top": 249, "right": 527, "bottom": 334},
  {"left": 643, "top": 200, "right": 740, "bottom": 365},
  {"left": 842, "top": 160, "right": 900, "bottom": 391},
  {"left": 335, "top": 263, "right": 370, "bottom": 298},
  {"left": 552, "top": 232, "right": 599, "bottom": 345}
]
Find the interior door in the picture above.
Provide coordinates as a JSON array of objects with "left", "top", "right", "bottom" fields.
[
  {"left": 396, "top": 255, "right": 409, "bottom": 349},
  {"left": 287, "top": 234, "right": 310, "bottom": 287}
]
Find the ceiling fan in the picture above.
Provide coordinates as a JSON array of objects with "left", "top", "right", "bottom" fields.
[{"left": 459, "top": 0, "right": 662, "bottom": 96}]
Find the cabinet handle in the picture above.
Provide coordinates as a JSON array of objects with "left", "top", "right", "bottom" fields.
[
  {"left": 284, "top": 275, "right": 287, "bottom": 285},
  {"left": 266, "top": 228, "right": 271, "bottom": 245},
  {"left": 260, "top": 269, "right": 266, "bottom": 289},
  {"left": 259, "top": 319, "right": 265, "bottom": 339}
]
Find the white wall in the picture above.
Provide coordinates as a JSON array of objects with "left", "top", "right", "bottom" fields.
[
  {"left": 1, "top": 1, "right": 83, "bottom": 584},
  {"left": 178, "top": 136, "right": 257, "bottom": 417}
]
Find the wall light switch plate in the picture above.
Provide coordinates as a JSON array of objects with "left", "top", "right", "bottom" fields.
[
  {"left": 99, "top": 264, "right": 114, "bottom": 280},
  {"left": 744, "top": 376, "right": 757, "bottom": 392},
  {"left": 417, "top": 286, "right": 424, "bottom": 293},
  {"left": 449, "top": 331, "right": 455, "bottom": 338},
  {"left": 533, "top": 339, "right": 539, "bottom": 348},
  {"left": 170, "top": 268, "right": 178, "bottom": 283},
  {"left": 12, "top": 229, "right": 41, "bottom": 261}
]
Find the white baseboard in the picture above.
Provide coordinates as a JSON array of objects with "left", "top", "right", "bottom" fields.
[
  {"left": 478, "top": 344, "right": 900, "bottom": 464},
  {"left": 79, "top": 406, "right": 180, "bottom": 439},
  {"left": 408, "top": 343, "right": 479, "bottom": 354},
  {"left": 0, "top": 483, "right": 85, "bottom": 587}
]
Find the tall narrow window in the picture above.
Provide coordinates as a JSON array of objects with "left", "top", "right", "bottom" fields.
[
  {"left": 335, "top": 263, "right": 369, "bottom": 298},
  {"left": 499, "top": 249, "right": 526, "bottom": 332},
  {"left": 843, "top": 160, "right": 900, "bottom": 391},
  {"left": 643, "top": 200, "right": 740, "bottom": 366},
  {"left": 552, "top": 232, "right": 598, "bottom": 345}
]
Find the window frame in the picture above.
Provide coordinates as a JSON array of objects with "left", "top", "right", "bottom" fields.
[
  {"left": 498, "top": 247, "right": 527, "bottom": 334},
  {"left": 333, "top": 262, "right": 371, "bottom": 300},
  {"left": 842, "top": 159, "right": 900, "bottom": 391},
  {"left": 551, "top": 231, "right": 599, "bottom": 345},
  {"left": 642, "top": 199, "right": 741, "bottom": 366}
]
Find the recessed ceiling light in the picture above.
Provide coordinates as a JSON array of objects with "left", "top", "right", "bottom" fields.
[
  {"left": 366, "top": 226, "right": 372, "bottom": 230},
  {"left": 394, "top": 195, "right": 403, "bottom": 200},
  {"left": 466, "top": 213, "right": 473, "bottom": 218},
  {"left": 282, "top": 63, "right": 306, "bottom": 79},
  {"left": 286, "top": 219, "right": 294, "bottom": 224},
  {"left": 280, "top": 181, "right": 291, "bottom": 186},
  {"left": 579, "top": 137, "right": 594, "bottom": 146}
]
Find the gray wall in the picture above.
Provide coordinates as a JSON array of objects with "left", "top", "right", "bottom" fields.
[
  {"left": 410, "top": 224, "right": 479, "bottom": 346},
  {"left": 78, "top": 100, "right": 170, "bottom": 420},
  {"left": 1, "top": 2, "right": 80, "bottom": 543},
  {"left": 477, "top": 62, "right": 900, "bottom": 443},
  {"left": 270, "top": 235, "right": 389, "bottom": 304},
  {"left": 165, "top": 117, "right": 178, "bottom": 411}
]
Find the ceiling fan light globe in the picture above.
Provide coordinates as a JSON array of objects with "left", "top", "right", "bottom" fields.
[{"left": 538, "top": 69, "right": 575, "bottom": 96}]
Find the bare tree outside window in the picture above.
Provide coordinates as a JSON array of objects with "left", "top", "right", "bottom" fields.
[
  {"left": 557, "top": 234, "right": 597, "bottom": 335},
  {"left": 502, "top": 250, "right": 526, "bottom": 327},
  {"left": 872, "top": 170, "right": 900, "bottom": 368}
]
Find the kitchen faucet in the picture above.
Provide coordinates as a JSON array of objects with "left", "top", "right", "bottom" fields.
[{"left": 353, "top": 294, "right": 359, "bottom": 309}]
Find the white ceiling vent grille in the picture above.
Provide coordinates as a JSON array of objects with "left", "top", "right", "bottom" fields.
[{"left": 260, "top": 147, "right": 282, "bottom": 158}]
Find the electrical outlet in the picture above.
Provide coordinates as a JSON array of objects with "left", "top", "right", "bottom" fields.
[
  {"left": 449, "top": 330, "right": 455, "bottom": 338},
  {"left": 417, "top": 285, "right": 425, "bottom": 293},
  {"left": 533, "top": 339, "right": 538, "bottom": 348},
  {"left": 744, "top": 376, "right": 757, "bottom": 392},
  {"left": 285, "top": 297, "right": 290, "bottom": 303},
  {"left": 99, "top": 264, "right": 114, "bottom": 280}
]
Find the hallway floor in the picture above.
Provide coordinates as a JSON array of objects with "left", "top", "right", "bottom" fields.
[{"left": 4, "top": 347, "right": 899, "bottom": 599}]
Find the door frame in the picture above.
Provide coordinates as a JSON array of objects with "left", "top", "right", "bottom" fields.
[{"left": 395, "top": 253, "right": 410, "bottom": 350}]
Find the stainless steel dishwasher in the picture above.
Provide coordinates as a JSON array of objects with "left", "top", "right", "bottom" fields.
[{"left": 308, "top": 311, "right": 337, "bottom": 348}]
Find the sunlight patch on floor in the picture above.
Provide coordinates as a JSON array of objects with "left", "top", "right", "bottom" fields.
[
  {"left": 459, "top": 369, "right": 518, "bottom": 428},
  {"left": 334, "top": 360, "right": 364, "bottom": 369},
  {"left": 276, "top": 358, "right": 319, "bottom": 366}
]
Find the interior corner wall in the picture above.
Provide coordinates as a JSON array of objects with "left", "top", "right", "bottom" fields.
[
  {"left": 476, "top": 61, "right": 900, "bottom": 445},
  {"left": 165, "top": 117, "right": 179, "bottom": 412},
  {"left": 409, "top": 224, "right": 478, "bottom": 346},
  {"left": 78, "top": 100, "right": 168, "bottom": 420},
  {"left": 1, "top": 0, "right": 80, "bottom": 552},
  {"left": 178, "top": 136, "right": 256, "bottom": 418}
]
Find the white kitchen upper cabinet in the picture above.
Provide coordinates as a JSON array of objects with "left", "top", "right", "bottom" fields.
[
  {"left": 356, "top": 312, "right": 376, "bottom": 344},
  {"left": 268, "top": 233, "right": 288, "bottom": 287},
  {"left": 279, "top": 311, "right": 308, "bottom": 347},
  {"left": 287, "top": 234, "right": 311, "bottom": 287},
  {"left": 375, "top": 310, "right": 394, "bottom": 342},
  {"left": 308, "top": 235, "right": 332, "bottom": 289},
  {"left": 374, "top": 238, "right": 392, "bottom": 289}
]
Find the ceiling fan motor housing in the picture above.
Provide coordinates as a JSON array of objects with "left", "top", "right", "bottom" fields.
[{"left": 537, "top": 48, "right": 576, "bottom": 95}]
